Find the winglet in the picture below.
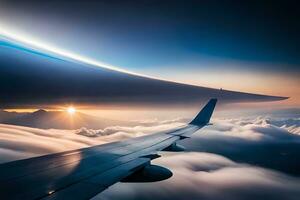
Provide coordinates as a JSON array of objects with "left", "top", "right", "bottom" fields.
[{"left": 189, "top": 98, "right": 217, "bottom": 126}]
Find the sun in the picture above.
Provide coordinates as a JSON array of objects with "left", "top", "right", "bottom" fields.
[{"left": 67, "top": 106, "right": 76, "bottom": 115}]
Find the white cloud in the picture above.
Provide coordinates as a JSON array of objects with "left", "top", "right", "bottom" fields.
[
  {"left": 0, "top": 115, "right": 300, "bottom": 200},
  {"left": 96, "top": 152, "right": 300, "bottom": 200},
  {"left": 219, "top": 116, "right": 300, "bottom": 135},
  {"left": 75, "top": 122, "right": 184, "bottom": 137},
  {"left": 0, "top": 121, "right": 183, "bottom": 163},
  {"left": 206, "top": 116, "right": 300, "bottom": 141}
]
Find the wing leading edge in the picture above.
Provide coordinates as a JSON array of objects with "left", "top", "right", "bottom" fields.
[{"left": 0, "top": 99, "right": 217, "bottom": 200}]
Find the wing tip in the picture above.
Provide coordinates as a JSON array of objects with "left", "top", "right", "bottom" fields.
[{"left": 190, "top": 98, "right": 217, "bottom": 126}]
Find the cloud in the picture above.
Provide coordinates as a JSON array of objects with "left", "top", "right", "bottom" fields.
[
  {"left": 96, "top": 152, "right": 300, "bottom": 200},
  {"left": 0, "top": 114, "right": 300, "bottom": 200},
  {"left": 220, "top": 116, "right": 300, "bottom": 135},
  {"left": 0, "top": 123, "right": 100, "bottom": 163},
  {"left": 131, "top": 118, "right": 188, "bottom": 126},
  {"left": 0, "top": 121, "right": 183, "bottom": 163},
  {"left": 75, "top": 122, "right": 184, "bottom": 137},
  {"left": 93, "top": 115, "right": 300, "bottom": 200},
  {"left": 207, "top": 116, "right": 300, "bottom": 141}
]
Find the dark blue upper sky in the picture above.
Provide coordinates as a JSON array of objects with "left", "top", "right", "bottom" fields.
[{"left": 1, "top": 0, "right": 299, "bottom": 70}]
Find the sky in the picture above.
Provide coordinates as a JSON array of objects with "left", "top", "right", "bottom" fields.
[{"left": 0, "top": 0, "right": 299, "bottom": 107}]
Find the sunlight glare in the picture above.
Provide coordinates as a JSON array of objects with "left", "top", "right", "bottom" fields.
[{"left": 67, "top": 106, "right": 76, "bottom": 115}]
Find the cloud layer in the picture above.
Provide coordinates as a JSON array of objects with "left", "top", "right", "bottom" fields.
[
  {"left": 92, "top": 116, "right": 300, "bottom": 200},
  {"left": 0, "top": 114, "right": 299, "bottom": 200},
  {"left": 96, "top": 152, "right": 300, "bottom": 200},
  {"left": 0, "top": 121, "right": 183, "bottom": 163}
]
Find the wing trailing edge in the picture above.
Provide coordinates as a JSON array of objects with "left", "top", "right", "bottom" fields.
[{"left": 190, "top": 98, "right": 217, "bottom": 126}]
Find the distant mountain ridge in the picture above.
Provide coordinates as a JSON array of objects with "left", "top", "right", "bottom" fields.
[{"left": 0, "top": 109, "right": 134, "bottom": 129}]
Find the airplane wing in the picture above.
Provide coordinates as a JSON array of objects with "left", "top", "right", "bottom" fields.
[{"left": 0, "top": 99, "right": 217, "bottom": 200}]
